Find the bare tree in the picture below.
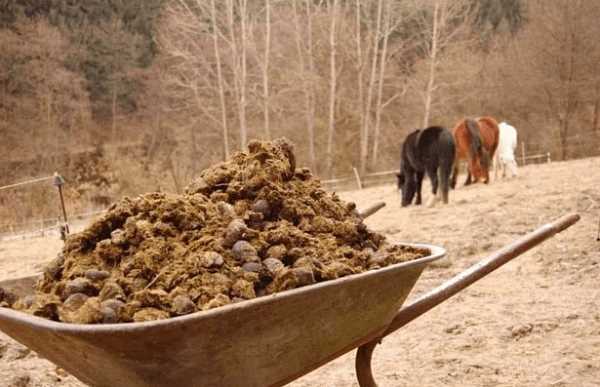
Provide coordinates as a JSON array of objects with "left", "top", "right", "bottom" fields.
[
  {"left": 516, "top": 0, "right": 600, "bottom": 159},
  {"left": 409, "top": 0, "right": 471, "bottom": 129},
  {"left": 355, "top": 0, "right": 366, "bottom": 174},
  {"left": 370, "top": 0, "right": 394, "bottom": 167},
  {"left": 262, "top": 0, "right": 272, "bottom": 139},
  {"left": 211, "top": 0, "right": 230, "bottom": 160},
  {"left": 305, "top": 0, "right": 317, "bottom": 172},
  {"left": 422, "top": 1, "right": 440, "bottom": 128},
  {"left": 593, "top": 81, "right": 600, "bottom": 132},
  {"left": 325, "top": 0, "right": 340, "bottom": 177},
  {"left": 292, "top": 0, "right": 317, "bottom": 172},
  {"left": 358, "top": 0, "right": 384, "bottom": 175},
  {"left": 239, "top": 0, "right": 249, "bottom": 149},
  {"left": 226, "top": 0, "right": 249, "bottom": 150},
  {"left": 17, "top": 20, "right": 90, "bottom": 155},
  {"left": 86, "top": 16, "right": 142, "bottom": 143}
]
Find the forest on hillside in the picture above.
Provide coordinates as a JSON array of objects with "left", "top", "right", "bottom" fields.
[{"left": 1, "top": 0, "right": 600, "bottom": 199}]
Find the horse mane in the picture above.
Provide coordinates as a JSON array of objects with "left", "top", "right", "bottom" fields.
[{"left": 465, "top": 118, "right": 483, "bottom": 160}]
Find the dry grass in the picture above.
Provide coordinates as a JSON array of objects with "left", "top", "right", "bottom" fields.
[{"left": 0, "top": 157, "right": 599, "bottom": 386}]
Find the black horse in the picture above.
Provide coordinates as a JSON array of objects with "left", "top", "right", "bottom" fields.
[{"left": 396, "top": 126, "right": 456, "bottom": 207}]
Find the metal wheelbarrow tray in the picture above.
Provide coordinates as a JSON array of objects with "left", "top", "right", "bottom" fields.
[
  {"left": 0, "top": 213, "right": 580, "bottom": 387},
  {"left": 0, "top": 243, "right": 444, "bottom": 387}
]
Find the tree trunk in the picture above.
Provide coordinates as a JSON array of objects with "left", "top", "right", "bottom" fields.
[
  {"left": 263, "top": 0, "right": 271, "bottom": 140},
  {"left": 190, "top": 118, "right": 199, "bottom": 173},
  {"left": 326, "top": 0, "right": 339, "bottom": 177},
  {"left": 560, "top": 22, "right": 578, "bottom": 161},
  {"left": 167, "top": 155, "right": 182, "bottom": 194},
  {"left": 593, "top": 82, "right": 600, "bottom": 132},
  {"left": 227, "top": 0, "right": 245, "bottom": 151},
  {"left": 112, "top": 87, "right": 117, "bottom": 141},
  {"left": 46, "top": 91, "right": 52, "bottom": 136},
  {"left": 423, "top": 1, "right": 440, "bottom": 129},
  {"left": 293, "top": 0, "right": 317, "bottom": 173},
  {"left": 239, "top": 0, "right": 248, "bottom": 150},
  {"left": 306, "top": 0, "right": 317, "bottom": 173},
  {"left": 361, "top": 0, "right": 384, "bottom": 175},
  {"left": 211, "top": 0, "right": 230, "bottom": 161},
  {"left": 47, "top": 90, "right": 56, "bottom": 153},
  {"left": 371, "top": 0, "right": 391, "bottom": 169},
  {"left": 2, "top": 83, "right": 6, "bottom": 125},
  {"left": 559, "top": 119, "right": 568, "bottom": 160},
  {"left": 356, "top": 0, "right": 366, "bottom": 175}
]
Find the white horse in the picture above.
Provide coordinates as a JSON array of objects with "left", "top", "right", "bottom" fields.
[{"left": 494, "top": 122, "right": 518, "bottom": 179}]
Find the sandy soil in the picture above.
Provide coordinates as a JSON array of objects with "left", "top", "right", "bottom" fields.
[{"left": 0, "top": 157, "right": 599, "bottom": 387}]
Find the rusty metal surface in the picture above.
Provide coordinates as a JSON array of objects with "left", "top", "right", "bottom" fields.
[
  {"left": 0, "top": 243, "right": 445, "bottom": 387},
  {"left": 355, "top": 213, "right": 581, "bottom": 387}
]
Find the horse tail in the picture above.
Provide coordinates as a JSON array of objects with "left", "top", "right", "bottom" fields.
[
  {"left": 438, "top": 167, "right": 449, "bottom": 203},
  {"left": 439, "top": 128, "right": 455, "bottom": 203},
  {"left": 465, "top": 118, "right": 483, "bottom": 160}
]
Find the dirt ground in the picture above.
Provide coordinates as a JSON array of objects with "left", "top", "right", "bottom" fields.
[{"left": 0, "top": 157, "right": 599, "bottom": 387}]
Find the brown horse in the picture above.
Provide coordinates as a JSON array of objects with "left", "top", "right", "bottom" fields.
[{"left": 450, "top": 118, "right": 490, "bottom": 187}]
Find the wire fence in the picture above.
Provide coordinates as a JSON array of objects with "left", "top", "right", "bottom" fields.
[
  {"left": 0, "top": 173, "right": 74, "bottom": 241},
  {"left": 0, "top": 176, "right": 55, "bottom": 192},
  {"left": 1, "top": 132, "right": 598, "bottom": 241},
  {"left": 523, "top": 131, "right": 600, "bottom": 162},
  {"left": 323, "top": 133, "right": 600, "bottom": 192},
  {"left": 0, "top": 208, "right": 107, "bottom": 242}
]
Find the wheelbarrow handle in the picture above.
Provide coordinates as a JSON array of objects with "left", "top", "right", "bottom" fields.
[
  {"left": 356, "top": 213, "right": 580, "bottom": 387},
  {"left": 359, "top": 202, "right": 386, "bottom": 219}
]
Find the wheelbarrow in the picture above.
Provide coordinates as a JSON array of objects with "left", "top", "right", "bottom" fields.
[{"left": 0, "top": 211, "right": 579, "bottom": 387}]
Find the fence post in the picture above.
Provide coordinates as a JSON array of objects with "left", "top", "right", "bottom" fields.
[
  {"left": 53, "top": 172, "right": 70, "bottom": 236},
  {"left": 352, "top": 167, "right": 363, "bottom": 190},
  {"left": 520, "top": 142, "right": 526, "bottom": 166}
]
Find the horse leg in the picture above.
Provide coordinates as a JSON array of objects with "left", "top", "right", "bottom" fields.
[
  {"left": 450, "top": 162, "right": 458, "bottom": 189},
  {"left": 415, "top": 171, "right": 425, "bottom": 205},
  {"left": 440, "top": 163, "right": 452, "bottom": 204},
  {"left": 508, "top": 160, "right": 518, "bottom": 177},
  {"left": 494, "top": 152, "right": 499, "bottom": 181},
  {"left": 464, "top": 170, "right": 472, "bottom": 186},
  {"left": 426, "top": 167, "right": 439, "bottom": 207}
]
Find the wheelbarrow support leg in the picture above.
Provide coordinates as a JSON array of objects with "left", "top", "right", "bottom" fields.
[
  {"left": 355, "top": 341, "right": 378, "bottom": 387},
  {"left": 355, "top": 213, "right": 580, "bottom": 387}
]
